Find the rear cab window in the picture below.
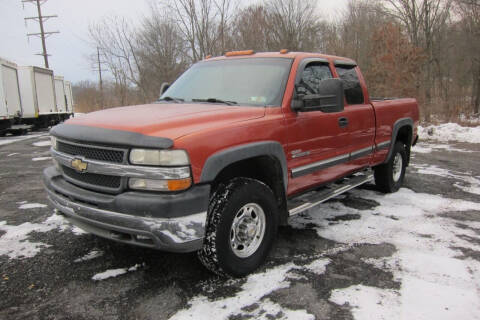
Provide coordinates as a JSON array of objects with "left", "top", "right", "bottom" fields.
[{"left": 335, "top": 64, "right": 364, "bottom": 105}]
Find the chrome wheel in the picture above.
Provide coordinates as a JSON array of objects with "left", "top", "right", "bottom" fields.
[
  {"left": 392, "top": 153, "right": 403, "bottom": 182},
  {"left": 230, "top": 203, "right": 266, "bottom": 258}
]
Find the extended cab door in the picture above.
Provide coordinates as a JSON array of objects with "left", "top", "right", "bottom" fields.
[
  {"left": 334, "top": 61, "right": 376, "bottom": 169},
  {"left": 285, "top": 58, "right": 353, "bottom": 195}
]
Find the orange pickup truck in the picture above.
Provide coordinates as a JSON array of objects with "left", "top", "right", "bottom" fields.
[{"left": 44, "top": 51, "right": 419, "bottom": 276}]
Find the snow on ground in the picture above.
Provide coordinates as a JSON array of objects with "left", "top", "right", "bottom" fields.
[
  {"left": 32, "top": 156, "right": 52, "bottom": 161},
  {"left": 74, "top": 249, "right": 104, "bottom": 263},
  {"left": 290, "top": 188, "right": 480, "bottom": 320},
  {"left": 411, "top": 163, "right": 480, "bottom": 195},
  {"left": 170, "top": 259, "right": 330, "bottom": 320},
  {"left": 91, "top": 264, "right": 143, "bottom": 281},
  {"left": 18, "top": 203, "right": 47, "bottom": 209},
  {"left": 7, "top": 153, "right": 19, "bottom": 157},
  {"left": 0, "top": 214, "right": 82, "bottom": 259},
  {"left": 0, "top": 133, "right": 48, "bottom": 146},
  {"left": 32, "top": 140, "right": 51, "bottom": 147},
  {"left": 412, "top": 142, "right": 475, "bottom": 154},
  {"left": 418, "top": 123, "right": 480, "bottom": 144}
]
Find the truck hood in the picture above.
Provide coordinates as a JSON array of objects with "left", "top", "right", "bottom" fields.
[{"left": 66, "top": 103, "right": 266, "bottom": 140}]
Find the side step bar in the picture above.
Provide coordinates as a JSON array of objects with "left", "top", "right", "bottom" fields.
[{"left": 288, "top": 173, "right": 374, "bottom": 216}]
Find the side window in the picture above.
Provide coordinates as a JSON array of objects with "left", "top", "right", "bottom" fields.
[
  {"left": 300, "top": 63, "right": 333, "bottom": 94},
  {"left": 335, "top": 66, "right": 364, "bottom": 105}
]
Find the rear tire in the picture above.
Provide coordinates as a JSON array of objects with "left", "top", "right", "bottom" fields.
[
  {"left": 198, "top": 178, "right": 278, "bottom": 277},
  {"left": 374, "top": 141, "right": 407, "bottom": 193}
]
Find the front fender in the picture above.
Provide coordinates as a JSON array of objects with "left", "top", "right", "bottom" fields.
[{"left": 199, "top": 141, "right": 288, "bottom": 191}]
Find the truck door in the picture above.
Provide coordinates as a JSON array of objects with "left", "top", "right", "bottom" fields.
[
  {"left": 285, "top": 58, "right": 352, "bottom": 195},
  {"left": 334, "top": 62, "right": 375, "bottom": 169}
]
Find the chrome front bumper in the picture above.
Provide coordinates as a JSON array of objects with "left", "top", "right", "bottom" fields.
[{"left": 44, "top": 167, "right": 209, "bottom": 252}]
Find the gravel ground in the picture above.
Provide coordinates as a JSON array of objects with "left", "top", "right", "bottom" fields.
[{"left": 0, "top": 132, "right": 479, "bottom": 320}]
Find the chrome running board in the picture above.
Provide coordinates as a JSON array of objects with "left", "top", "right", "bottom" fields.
[{"left": 288, "top": 173, "right": 374, "bottom": 216}]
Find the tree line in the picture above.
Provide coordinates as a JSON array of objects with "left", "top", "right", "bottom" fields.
[{"left": 73, "top": 0, "right": 480, "bottom": 122}]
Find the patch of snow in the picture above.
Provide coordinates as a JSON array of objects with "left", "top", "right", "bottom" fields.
[
  {"left": 18, "top": 203, "right": 47, "bottom": 209},
  {"left": 454, "top": 183, "right": 480, "bottom": 195},
  {"left": 32, "top": 140, "right": 51, "bottom": 147},
  {"left": 291, "top": 188, "right": 480, "bottom": 319},
  {"left": 92, "top": 263, "right": 143, "bottom": 281},
  {"left": 92, "top": 268, "right": 128, "bottom": 281},
  {"left": 74, "top": 249, "right": 104, "bottom": 263},
  {"left": 7, "top": 153, "right": 19, "bottom": 157},
  {"left": 170, "top": 259, "right": 330, "bottom": 320},
  {"left": 411, "top": 144, "right": 433, "bottom": 154},
  {"left": 0, "top": 214, "right": 84, "bottom": 259},
  {"left": 330, "top": 285, "right": 400, "bottom": 320},
  {"left": 418, "top": 123, "right": 480, "bottom": 144},
  {"left": 237, "top": 298, "right": 315, "bottom": 320},
  {"left": 411, "top": 163, "right": 480, "bottom": 195},
  {"left": 32, "top": 156, "right": 52, "bottom": 161},
  {"left": 412, "top": 142, "right": 475, "bottom": 154}
]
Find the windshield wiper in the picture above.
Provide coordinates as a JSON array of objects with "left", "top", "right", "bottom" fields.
[
  {"left": 192, "top": 98, "right": 238, "bottom": 106},
  {"left": 158, "top": 96, "right": 184, "bottom": 103}
]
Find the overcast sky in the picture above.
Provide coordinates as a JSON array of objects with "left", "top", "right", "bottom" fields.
[{"left": 0, "top": 0, "right": 347, "bottom": 84}]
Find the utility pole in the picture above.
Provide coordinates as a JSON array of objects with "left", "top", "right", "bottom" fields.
[
  {"left": 23, "top": 0, "right": 59, "bottom": 69},
  {"left": 97, "top": 47, "right": 105, "bottom": 108},
  {"left": 92, "top": 47, "right": 107, "bottom": 108}
]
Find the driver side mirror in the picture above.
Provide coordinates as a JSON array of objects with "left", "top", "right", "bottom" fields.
[
  {"left": 159, "top": 82, "right": 170, "bottom": 98},
  {"left": 292, "top": 78, "right": 344, "bottom": 113}
]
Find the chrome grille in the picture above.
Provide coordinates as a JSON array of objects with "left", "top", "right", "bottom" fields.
[
  {"left": 62, "top": 165, "right": 122, "bottom": 190},
  {"left": 57, "top": 140, "right": 125, "bottom": 163}
]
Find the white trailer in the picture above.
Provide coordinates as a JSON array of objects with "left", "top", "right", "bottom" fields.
[
  {"left": 0, "top": 58, "right": 23, "bottom": 132},
  {"left": 18, "top": 66, "right": 58, "bottom": 126},
  {"left": 54, "top": 75, "right": 67, "bottom": 115},
  {"left": 64, "top": 80, "right": 74, "bottom": 114}
]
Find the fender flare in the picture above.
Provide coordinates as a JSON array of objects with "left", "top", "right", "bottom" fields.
[
  {"left": 199, "top": 141, "right": 288, "bottom": 192},
  {"left": 384, "top": 117, "right": 413, "bottom": 163}
]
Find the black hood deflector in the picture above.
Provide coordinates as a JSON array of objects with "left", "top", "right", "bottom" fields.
[{"left": 50, "top": 124, "right": 174, "bottom": 149}]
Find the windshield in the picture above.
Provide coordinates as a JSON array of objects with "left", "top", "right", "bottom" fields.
[{"left": 160, "top": 58, "right": 293, "bottom": 106}]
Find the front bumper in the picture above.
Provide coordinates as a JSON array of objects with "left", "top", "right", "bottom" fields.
[{"left": 43, "top": 166, "right": 210, "bottom": 252}]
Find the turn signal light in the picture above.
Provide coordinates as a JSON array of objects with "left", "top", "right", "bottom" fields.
[{"left": 167, "top": 178, "right": 192, "bottom": 191}]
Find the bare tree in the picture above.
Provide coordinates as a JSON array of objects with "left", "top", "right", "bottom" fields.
[
  {"left": 136, "top": 5, "right": 189, "bottom": 100},
  {"left": 455, "top": 0, "right": 480, "bottom": 114},
  {"left": 164, "top": 0, "right": 236, "bottom": 61},
  {"left": 89, "top": 16, "right": 145, "bottom": 102},
  {"left": 263, "top": 0, "right": 322, "bottom": 51}
]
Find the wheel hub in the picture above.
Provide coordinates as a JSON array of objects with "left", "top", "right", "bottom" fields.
[
  {"left": 392, "top": 153, "right": 403, "bottom": 182},
  {"left": 230, "top": 203, "right": 266, "bottom": 258}
]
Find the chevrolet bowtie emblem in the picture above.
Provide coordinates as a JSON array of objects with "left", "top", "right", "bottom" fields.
[{"left": 71, "top": 158, "right": 88, "bottom": 173}]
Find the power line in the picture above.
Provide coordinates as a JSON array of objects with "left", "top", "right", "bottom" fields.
[{"left": 22, "top": 0, "right": 59, "bottom": 69}]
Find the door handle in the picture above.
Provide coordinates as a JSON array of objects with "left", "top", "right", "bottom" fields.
[{"left": 338, "top": 117, "right": 349, "bottom": 128}]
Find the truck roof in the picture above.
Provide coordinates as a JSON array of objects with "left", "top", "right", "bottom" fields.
[{"left": 205, "top": 51, "right": 357, "bottom": 65}]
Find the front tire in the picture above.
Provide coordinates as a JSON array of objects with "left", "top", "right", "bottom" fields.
[
  {"left": 198, "top": 178, "right": 279, "bottom": 277},
  {"left": 374, "top": 141, "right": 407, "bottom": 193}
]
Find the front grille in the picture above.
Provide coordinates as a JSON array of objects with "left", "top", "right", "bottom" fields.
[
  {"left": 57, "top": 140, "right": 125, "bottom": 163},
  {"left": 62, "top": 165, "right": 122, "bottom": 190}
]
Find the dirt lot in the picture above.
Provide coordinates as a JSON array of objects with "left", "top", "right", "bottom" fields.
[{"left": 1, "top": 132, "right": 479, "bottom": 320}]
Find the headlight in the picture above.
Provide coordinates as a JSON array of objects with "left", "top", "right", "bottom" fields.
[
  {"left": 129, "top": 149, "right": 189, "bottom": 166},
  {"left": 129, "top": 177, "right": 192, "bottom": 191},
  {"left": 51, "top": 136, "right": 57, "bottom": 150}
]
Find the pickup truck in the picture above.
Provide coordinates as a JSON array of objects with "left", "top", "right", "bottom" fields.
[{"left": 44, "top": 51, "right": 419, "bottom": 277}]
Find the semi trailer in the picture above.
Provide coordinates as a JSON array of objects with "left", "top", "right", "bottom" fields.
[
  {"left": 18, "top": 66, "right": 59, "bottom": 127},
  {"left": 64, "top": 80, "right": 74, "bottom": 115},
  {"left": 0, "top": 58, "right": 23, "bottom": 134},
  {"left": 54, "top": 75, "right": 70, "bottom": 120}
]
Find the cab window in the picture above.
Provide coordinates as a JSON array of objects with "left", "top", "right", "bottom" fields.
[
  {"left": 299, "top": 63, "right": 333, "bottom": 94},
  {"left": 335, "top": 66, "right": 364, "bottom": 105}
]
